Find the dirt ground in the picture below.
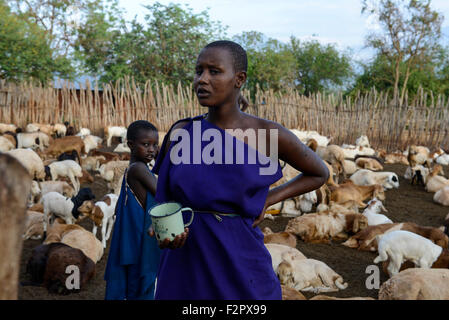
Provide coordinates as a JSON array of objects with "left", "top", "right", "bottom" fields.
[{"left": 18, "top": 162, "right": 449, "bottom": 300}]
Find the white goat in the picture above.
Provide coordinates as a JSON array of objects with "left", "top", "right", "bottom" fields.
[
  {"left": 355, "top": 135, "right": 370, "bottom": 148},
  {"left": 78, "top": 194, "right": 119, "bottom": 248},
  {"left": 47, "top": 160, "right": 83, "bottom": 193},
  {"left": 105, "top": 126, "right": 127, "bottom": 147},
  {"left": 17, "top": 132, "right": 50, "bottom": 151},
  {"left": 297, "top": 191, "right": 317, "bottom": 213},
  {"left": 76, "top": 128, "right": 91, "bottom": 138},
  {"left": 350, "top": 169, "right": 399, "bottom": 190},
  {"left": 436, "top": 154, "right": 449, "bottom": 166},
  {"left": 265, "top": 243, "right": 307, "bottom": 275},
  {"left": 362, "top": 198, "right": 392, "bottom": 226},
  {"left": 82, "top": 135, "right": 102, "bottom": 154},
  {"left": 6, "top": 148, "right": 46, "bottom": 180},
  {"left": 53, "top": 123, "right": 67, "bottom": 137},
  {"left": 374, "top": 230, "right": 443, "bottom": 277},
  {"left": 434, "top": 186, "right": 449, "bottom": 206},
  {"left": 342, "top": 145, "right": 376, "bottom": 159},
  {"left": 114, "top": 142, "right": 131, "bottom": 153},
  {"left": 41, "top": 188, "right": 95, "bottom": 235},
  {"left": 278, "top": 256, "right": 348, "bottom": 293},
  {"left": 0, "top": 123, "right": 17, "bottom": 133},
  {"left": 290, "top": 129, "right": 331, "bottom": 147},
  {"left": 39, "top": 180, "right": 75, "bottom": 198}
]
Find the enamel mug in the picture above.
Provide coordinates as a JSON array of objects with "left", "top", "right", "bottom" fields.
[{"left": 149, "top": 202, "right": 194, "bottom": 242}]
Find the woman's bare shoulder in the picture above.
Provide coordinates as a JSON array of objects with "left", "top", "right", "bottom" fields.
[{"left": 244, "top": 113, "right": 290, "bottom": 134}]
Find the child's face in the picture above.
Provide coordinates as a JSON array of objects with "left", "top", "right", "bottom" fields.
[
  {"left": 194, "top": 47, "right": 244, "bottom": 107},
  {"left": 128, "top": 130, "right": 159, "bottom": 163}
]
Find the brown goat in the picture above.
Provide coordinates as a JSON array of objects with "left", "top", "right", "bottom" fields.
[
  {"left": 329, "top": 180, "right": 385, "bottom": 208},
  {"left": 45, "top": 136, "right": 85, "bottom": 165}
]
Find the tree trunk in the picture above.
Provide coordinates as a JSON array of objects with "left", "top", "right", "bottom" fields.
[
  {"left": 393, "top": 59, "right": 401, "bottom": 106},
  {"left": 400, "top": 65, "right": 412, "bottom": 106}
]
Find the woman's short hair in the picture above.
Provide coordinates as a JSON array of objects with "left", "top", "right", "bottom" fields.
[{"left": 204, "top": 40, "right": 248, "bottom": 73}]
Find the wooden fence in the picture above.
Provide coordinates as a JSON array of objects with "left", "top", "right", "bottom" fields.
[{"left": 0, "top": 78, "right": 448, "bottom": 151}]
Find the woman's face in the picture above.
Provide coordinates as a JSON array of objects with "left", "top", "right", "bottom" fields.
[{"left": 194, "top": 47, "right": 241, "bottom": 107}]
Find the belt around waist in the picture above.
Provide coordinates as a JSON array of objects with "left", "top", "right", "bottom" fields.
[{"left": 193, "top": 210, "right": 240, "bottom": 222}]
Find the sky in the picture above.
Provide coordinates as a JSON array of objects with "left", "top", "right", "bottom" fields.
[{"left": 117, "top": 0, "right": 449, "bottom": 62}]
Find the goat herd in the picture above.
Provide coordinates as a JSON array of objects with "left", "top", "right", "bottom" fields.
[{"left": 0, "top": 122, "right": 449, "bottom": 300}]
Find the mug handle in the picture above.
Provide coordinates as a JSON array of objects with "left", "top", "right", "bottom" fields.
[{"left": 181, "top": 207, "right": 194, "bottom": 227}]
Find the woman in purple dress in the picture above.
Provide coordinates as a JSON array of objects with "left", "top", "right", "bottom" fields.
[{"left": 150, "top": 40, "right": 329, "bottom": 300}]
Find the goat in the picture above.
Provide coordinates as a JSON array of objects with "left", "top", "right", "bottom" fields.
[
  {"left": 6, "top": 148, "right": 46, "bottom": 180},
  {"left": 278, "top": 256, "right": 348, "bottom": 294},
  {"left": 407, "top": 145, "right": 431, "bottom": 167},
  {"left": 0, "top": 135, "right": 15, "bottom": 152},
  {"left": 373, "top": 230, "right": 443, "bottom": 277},
  {"left": 262, "top": 227, "right": 297, "bottom": 248},
  {"left": 379, "top": 268, "right": 449, "bottom": 300},
  {"left": 329, "top": 180, "right": 385, "bottom": 208},
  {"left": 362, "top": 198, "right": 392, "bottom": 226},
  {"left": 350, "top": 169, "right": 399, "bottom": 190},
  {"left": 41, "top": 188, "right": 95, "bottom": 236},
  {"left": 104, "top": 126, "right": 127, "bottom": 147},
  {"left": 77, "top": 194, "right": 119, "bottom": 248},
  {"left": 45, "top": 136, "right": 85, "bottom": 165},
  {"left": 342, "top": 222, "right": 449, "bottom": 251},
  {"left": 47, "top": 160, "right": 83, "bottom": 193},
  {"left": 285, "top": 211, "right": 368, "bottom": 243},
  {"left": 265, "top": 243, "right": 307, "bottom": 275},
  {"left": 425, "top": 165, "right": 449, "bottom": 193},
  {"left": 434, "top": 186, "right": 449, "bottom": 206}
]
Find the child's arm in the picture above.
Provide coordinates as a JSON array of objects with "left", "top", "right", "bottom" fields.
[{"left": 127, "top": 162, "right": 157, "bottom": 206}]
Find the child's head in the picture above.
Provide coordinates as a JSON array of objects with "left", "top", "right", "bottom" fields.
[
  {"left": 127, "top": 120, "right": 158, "bottom": 163},
  {"left": 194, "top": 40, "right": 247, "bottom": 107}
]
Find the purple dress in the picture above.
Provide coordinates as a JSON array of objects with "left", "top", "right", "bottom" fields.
[{"left": 152, "top": 114, "right": 283, "bottom": 300}]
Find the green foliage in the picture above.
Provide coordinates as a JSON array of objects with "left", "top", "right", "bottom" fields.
[
  {"left": 361, "top": 0, "right": 444, "bottom": 102},
  {"left": 1, "top": 0, "right": 448, "bottom": 99},
  {"left": 349, "top": 45, "right": 449, "bottom": 101},
  {"left": 73, "top": 0, "right": 124, "bottom": 78},
  {"left": 288, "top": 37, "right": 354, "bottom": 96},
  {"left": 88, "top": 2, "right": 227, "bottom": 86},
  {"left": 0, "top": 0, "right": 72, "bottom": 83},
  {"left": 233, "top": 31, "right": 296, "bottom": 94}
]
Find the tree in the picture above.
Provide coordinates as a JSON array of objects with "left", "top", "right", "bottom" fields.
[
  {"left": 233, "top": 31, "right": 296, "bottom": 94},
  {"left": 73, "top": 0, "right": 124, "bottom": 78},
  {"left": 83, "top": 2, "right": 227, "bottom": 86},
  {"left": 288, "top": 37, "right": 353, "bottom": 96},
  {"left": 0, "top": 0, "right": 72, "bottom": 83},
  {"left": 8, "top": 0, "right": 86, "bottom": 57},
  {"left": 361, "top": 0, "right": 444, "bottom": 104}
]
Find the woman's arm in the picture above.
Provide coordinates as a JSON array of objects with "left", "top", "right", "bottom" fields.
[{"left": 252, "top": 123, "right": 329, "bottom": 227}]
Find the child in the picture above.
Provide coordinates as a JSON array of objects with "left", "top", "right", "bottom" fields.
[
  {"left": 151, "top": 41, "right": 329, "bottom": 299},
  {"left": 104, "top": 120, "right": 161, "bottom": 300}
]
